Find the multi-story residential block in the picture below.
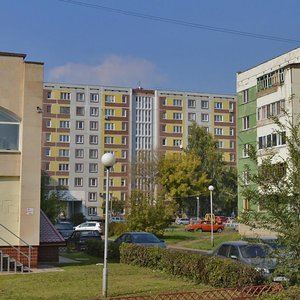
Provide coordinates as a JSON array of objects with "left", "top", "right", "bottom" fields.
[
  {"left": 42, "top": 84, "right": 236, "bottom": 221},
  {"left": 237, "top": 47, "right": 300, "bottom": 236}
]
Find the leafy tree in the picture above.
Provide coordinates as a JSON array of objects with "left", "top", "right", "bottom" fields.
[
  {"left": 240, "top": 113, "right": 300, "bottom": 284},
  {"left": 158, "top": 151, "right": 209, "bottom": 213},
  {"left": 126, "top": 190, "right": 176, "bottom": 236}
]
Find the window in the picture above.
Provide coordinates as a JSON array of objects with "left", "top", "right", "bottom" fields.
[
  {"left": 75, "top": 149, "right": 84, "bottom": 158},
  {"left": 122, "top": 109, "right": 127, "bottom": 117},
  {"left": 88, "top": 192, "right": 97, "bottom": 202},
  {"left": 230, "top": 154, "right": 235, "bottom": 162},
  {"left": 45, "top": 148, "right": 51, "bottom": 156},
  {"left": 257, "top": 99, "right": 285, "bottom": 121},
  {"left": 74, "top": 177, "right": 83, "bottom": 187},
  {"left": 75, "top": 163, "right": 84, "bottom": 173},
  {"left": 214, "top": 115, "right": 223, "bottom": 122},
  {"left": 122, "top": 136, "right": 127, "bottom": 144},
  {"left": 76, "top": 121, "right": 84, "bottom": 130},
  {"left": 105, "top": 95, "right": 115, "bottom": 103},
  {"left": 45, "top": 133, "right": 51, "bottom": 142},
  {"left": 173, "top": 139, "right": 182, "bottom": 147},
  {"left": 162, "top": 112, "right": 167, "bottom": 119},
  {"left": 75, "top": 135, "right": 84, "bottom": 144},
  {"left": 60, "top": 92, "right": 71, "bottom": 100},
  {"left": 89, "top": 149, "right": 98, "bottom": 159},
  {"left": 188, "top": 113, "right": 196, "bottom": 121},
  {"left": 173, "top": 99, "right": 182, "bottom": 106},
  {"left": 242, "top": 89, "right": 249, "bottom": 103},
  {"left": 59, "top": 149, "right": 69, "bottom": 157},
  {"left": 90, "top": 107, "right": 99, "bottom": 117},
  {"left": 173, "top": 113, "right": 182, "bottom": 120},
  {"left": 104, "top": 137, "right": 114, "bottom": 144},
  {"left": 229, "top": 128, "right": 234, "bottom": 136},
  {"left": 188, "top": 99, "right": 196, "bottom": 108},
  {"left": 45, "top": 162, "right": 50, "bottom": 171},
  {"left": 229, "top": 102, "right": 234, "bottom": 111},
  {"left": 258, "top": 131, "right": 286, "bottom": 149},
  {"left": 76, "top": 93, "right": 85, "bottom": 102},
  {"left": 229, "top": 114, "right": 234, "bottom": 123},
  {"left": 243, "top": 171, "right": 250, "bottom": 185},
  {"left": 121, "top": 164, "right": 127, "bottom": 172},
  {"left": 60, "top": 121, "right": 70, "bottom": 129},
  {"left": 242, "top": 116, "right": 250, "bottom": 130},
  {"left": 88, "top": 207, "right": 97, "bottom": 216},
  {"left": 162, "top": 138, "right": 166, "bottom": 146},
  {"left": 161, "top": 124, "right": 166, "bottom": 132},
  {"left": 89, "top": 135, "right": 98, "bottom": 145},
  {"left": 122, "top": 122, "right": 127, "bottom": 131},
  {"left": 0, "top": 110, "right": 20, "bottom": 151},
  {"left": 243, "top": 144, "right": 250, "bottom": 158},
  {"left": 76, "top": 107, "right": 85, "bottom": 116},
  {"left": 201, "top": 100, "right": 209, "bottom": 109},
  {"left": 214, "top": 102, "right": 223, "bottom": 109},
  {"left": 230, "top": 141, "right": 235, "bottom": 149},
  {"left": 58, "top": 178, "right": 69, "bottom": 186},
  {"left": 122, "top": 95, "right": 128, "bottom": 103},
  {"left": 104, "top": 178, "right": 114, "bottom": 187},
  {"left": 214, "top": 128, "right": 223, "bottom": 135},
  {"left": 89, "top": 163, "right": 98, "bottom": 173},
  {"left": 60, "top": 106, "right": 70, "bottom": 114},
  {"left": 47, "top": 91, "right": 52, "bottom": 99},
  {"left": 46, "top": 120, "right": 52, "bottom": 128},
  {"left": 105, "top": 123, "right": 114, "bottom": 130},
  {"left": 46, "top": 105, "right": 51, "bottom": 113},
  {"left": 257, "top": 68, "right": 284, "bottom": 92},
  {"left": 121, "top": 178, "right": 126, "bottom": 187},
  {"left": 217, "top": 141, "right": 224, "bottom": 148},
  {"left": 89, "top": 178, "right": 98, "bottom": 187},
  {"left": 173, "top": 126, "right": 182, "bottom": 133},
  {"left": 121, "top": 150, "right": 127, "bottom": 159},
  {"left": 59, "top": 135, "right": 70, "bottom": 143},
  {"left": 90, "top": 93, "right": 99, "bottom": 103},
  {"left": 201, "top": 114, "right": 209, "bottom": 122},
  {"left": 90, "top": 121, "right": 98, "bottom": 131},
  {"left": 105, "top": 109, "right": 115, "bottom": 117}
]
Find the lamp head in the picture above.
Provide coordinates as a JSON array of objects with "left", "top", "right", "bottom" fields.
[
  {"left": 101, "top": 153, "right": 116, "bottom": 169},
  {"left": 208, "top": 185, "right": 214, "bottom": 191}
]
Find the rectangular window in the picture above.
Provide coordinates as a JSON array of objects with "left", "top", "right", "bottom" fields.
[
  {"left": 230, "top": 154, "right": 235, "bottom": 162},
  {"left": 90, "top": 107, "right": 99, "bottom": 117},
  {"left": 75, "top": 163, "right": 84, "bottom": 173},
  {"left": 45, "top": 133, "right": 51, "bottom": 142},
  {"left": 89, "top": 178, "right": 98, "bottom": 187},
  {"left": 59, "top": 149, "right": 69, "bottom": 157},
  {"left": 188, "top": 99, "right": 196, "bottom": 108},
  {"left": 243, "top": 144, "right": 250, "bottom": 158},
  {"left": 214, "top": 115, "right": 223, "bottom": 122},
  {"left": 121, "top": 164, "right": 127, "bottom": 172},
  {"left": 75, "top": 135, "right": 84, "bottom": 144},
  {"left": 90, "top": 121, "right": 98, "bottom": 131},
  {"left": 201, "top": 100, "right": 209, "bottom": 109},
  {"left": 58, "top": 178, "right": 69, "bottom": 186},
  {"left": 214, "top": 128, "right": 223, "bottom": 135},
  {"left": 60, "top": 92, "right": 71, "bottom": 100},
  {"left": 243, "top": 89, "right": 249, "bottom": 103},
  {"left": 121, "top": 150, "right": 127, "bottom": 159},
  {"left": 173, "top": 99, "right": 182, "bottom": 107},
  {"left": 59, "top": 135, "right": 70, "bottom": 143},
  {"left": 173, "top": 126, "right": 182, "bottom": 133},
  {"left": 60, "top": 106, "right": 70, "bottom": 114},
  {"left": 122, "top": 95, "right": 128, "bottom": 103},
  {"left": 229, "top": 114, "right": 234, "bottom": 123},
  {"left": 46, "top": 120, "right": 52, "bottom": 128},
  {"left": 88, "top": 207, "right": 97, "bottom": 216},
  {"left": 105, "top": 95, "right": 115, "bottom": 103},
  {"left": 47, "top": 91, "right": 52, "bottom": 99},
  {"left": 76, "top": 93, "right": 85, "bottom": 102},
  {"left": 45, "top": 148, "right": 50, "bottom": 156},
  {"left": 173, "top": 112, "right": 182, "bottom": 120},
  {"left": 242, "top": 116, "right": 250, "bottom": 130},
  {"left": 89, "top": 149, "right": 98, "bottom": 159},
  {"left": 122, "top": 136, "right": 127, "bottom": 144},
  {"left": 90, "top": 93, "right": 99, "bottom": 103},
  {"left": 229, "top": 128, "right": 234, "bottom": 136},
  {"left": 188, "top": 113, "right": 196, "bottom": 121},
  {"left": 217, "top": 141, "right": 224, "bottom": 148},
  {"left": 76, "top": 107, "right": 85, "bottom": 116},
  {"left": 173, "top": 139, "right": 182, "bottom": 147},
  {"left": 104, "top": 123, "right": 114, "bottom": 130},
  {"left": 46, "top": 105, "right": 51, "bottom": 113},
  {"left": 74, "top": 177, "right": 83, "bottom": 187},
  {"left": 214, "top": 102, "right": 223, "bottom": 109},
  {"left": 75, "top": 149, "right": 84, "bottom": 158},
  {"left": 121, "top": 178, "right": 126, "bottom": 187},
  {"left": 104, "top": 137, "right": 114, "bottom": 144},
  {"left": 201, "top": 114, "right": 209, "bottom": 122},
  {"left": 89, "top": 135, "right": 98, "bottom": 145},
  {"left": 162, "top": 138, "right": 166, "bottom": 146},
  {"left": 60, "top": 121, "right": 70, "bottom": 129},
  {"left": 243, "top": 171, "right": 250, "bottom": 185},
  {"left": 105, "top": 109, "right": 115, "bottom": 117},
  {"left": 89, "top": 163, "right": 98, "bottom": 173},
  {"left": 230, "top": 141, "right": 235, "bottom": 149},
  {"left": 122, "top": 109, "right": 127, "bottom": 117},
  {"left": 122, "top": 122, "right": 127, "bottom": 131},
  {"left": 76, "top": 121, "right": 84, "bottom": 130},
  {"left": 88, "top": 192, "right": 97, "bottom": 202}
]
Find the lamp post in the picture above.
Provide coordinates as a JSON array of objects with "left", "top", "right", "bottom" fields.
[
  {"left": 208, "top": 185, "right": 214, "bottom": 248},
  {"left": 196, "top": 197, "right": 200, "bottom": 220},
  {"left": 101, "top": 153, "right": 116, "bottom": 299}
]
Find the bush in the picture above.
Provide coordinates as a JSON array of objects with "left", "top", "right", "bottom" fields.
[
  {"left": 260, "top": 286, "right": 300, "bottom": 299},
  {"left": 120, "top": 244, "right": 264, "bottom": 288},
  {"left": 109, "top": 222, "right": 128, "bottom": 237},
  {"left": 85, "top": 239, "right": 120, "bottom": 261}
]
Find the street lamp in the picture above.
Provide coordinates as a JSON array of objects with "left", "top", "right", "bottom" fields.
[
  {"left": 208, "top": 185, "right": 214, "bottom": 248},
  {"left": 101, "top": 153, "right": 116, "bottom": 299},
  {"left": 196, "top": 197, "right": 200, "bottom": 220}
]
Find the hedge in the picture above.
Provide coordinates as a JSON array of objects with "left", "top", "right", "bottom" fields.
[{"left": 120, "top": 244, "right": 265, "bottom": 288}]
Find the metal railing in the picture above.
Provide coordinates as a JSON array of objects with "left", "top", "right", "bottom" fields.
[{"left": 0, "top": 223, "right": 32, "bottom": 271}]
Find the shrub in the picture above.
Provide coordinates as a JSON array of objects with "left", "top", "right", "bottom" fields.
[
  {"left": 260, "top": 286, "right": 300, "bottom": 299},
  {"left": 120, "top": 244, "right": 264, "bottom": 288},
  {"left": 109, "top": 222, "right": 128, "bottom": 237},
  {"left": 85, "top": 239, "right": 120, "bottom": 261}
]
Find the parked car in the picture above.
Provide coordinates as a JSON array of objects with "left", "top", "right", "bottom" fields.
[
  {"left": 73, "top": 221, "right": 102, "bottom": 233},
  {"left": 67, "top": 230, "right": 102, "bottom": 251},
  {"left": 185, "top": 220, "right": 224, "bottom": 233},
  {"left": 211, "top": 241, "right": 282, "bottom": 280},
  {"left": 175, "top": 218, "right": 190, "bottom": 225},
  {"left": 215, "top": 216, "right": 227, "bottom": 224},
  {"left": 114, "top": 232, "right": 166, "bottom": 248},
  {"left": 54, "top": 221, "right": 74, "bottom": 240},
  {"left": 110, "top": 216, "right": 125, "bottom": 223}
]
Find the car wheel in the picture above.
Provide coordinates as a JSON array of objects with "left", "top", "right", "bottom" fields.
[{"left": 217, "top": 228, "right": 223, "bottom": 233}]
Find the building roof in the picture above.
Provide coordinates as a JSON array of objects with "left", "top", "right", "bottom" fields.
[{"left": 40, "top": 210, "right": 65, "bottom": 245}]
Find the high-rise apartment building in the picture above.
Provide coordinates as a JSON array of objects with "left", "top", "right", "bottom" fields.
[
  {"left": 42, "top": 83, "right": 236, "bottom": 220},
  {"left": 237, "top": 47, "right": 300, "bottom": 236}
]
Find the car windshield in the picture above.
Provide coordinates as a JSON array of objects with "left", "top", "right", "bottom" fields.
[
  {"left": 132, "top": 234, "right": 160, "bottom": 243},
  {"left": 240, "top": 245, "right": 270, "bottom": 258}
]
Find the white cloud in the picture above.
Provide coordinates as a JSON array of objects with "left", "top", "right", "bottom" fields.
[{"left": 46, "top": 54, "right": 167, "bottom": 88}]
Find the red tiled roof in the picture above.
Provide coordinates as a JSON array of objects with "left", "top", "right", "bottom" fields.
[{"left": 40, "top": 210, "right": 66, "bottom": 245}]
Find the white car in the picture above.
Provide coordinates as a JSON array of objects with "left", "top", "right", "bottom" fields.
[
  {"left": 74, "top": 221, "right": 102, "bottom": 233},
  {"left": 175, "top": 218, "right": 190, "bottom": 225},
  {"left": 110, "top": 216, "right": 125, "bottom": 223}
]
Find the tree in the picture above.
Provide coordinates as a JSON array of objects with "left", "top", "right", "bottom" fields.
[
  {"left": 126, "top": 191, "right": 176, "bottom": 236},
  {"left": 185, "top": 123, "right": 237, "bottom": 215},
  {"left": 158, "top": 151, "right": 209, "bottom": 214},
  {"left": 240, "top": 113, "right": 300, "bottom": 284}
]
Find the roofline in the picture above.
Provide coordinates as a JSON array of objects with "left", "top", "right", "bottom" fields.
[{"left": 0, "top": 51, "right": 27, "bottom": 59}]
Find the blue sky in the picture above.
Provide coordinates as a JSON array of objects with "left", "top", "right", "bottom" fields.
[{"left": 1, "top": 0, "right": 300, "bottom": 94}]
